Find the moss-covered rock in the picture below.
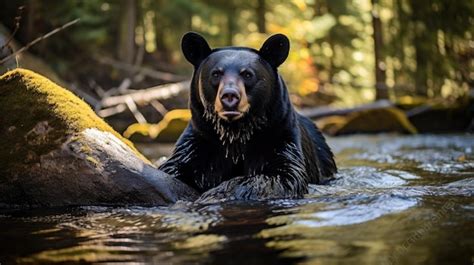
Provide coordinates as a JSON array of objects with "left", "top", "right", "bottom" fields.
[
  {"left": 123, "top": 109, "right": 191, "bottom": 142},
  {"left": 316, "top": 107, "right": 417, "bottom": 135},
  {"left": 0, "top": 69, "right": 198, "bottom": 207}
]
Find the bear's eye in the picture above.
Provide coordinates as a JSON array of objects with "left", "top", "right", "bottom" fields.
[
  {"left": 240, "top": 70, "right": 253, "bottom": 80},
  {"left": 211, "top": 70, "right": 223, "bottom": 79}
]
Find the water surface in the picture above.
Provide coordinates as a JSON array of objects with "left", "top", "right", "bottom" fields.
[{"left": 1, "top": 134, "right": 473, "bottom": 264}]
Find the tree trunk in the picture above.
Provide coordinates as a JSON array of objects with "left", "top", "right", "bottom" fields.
[
  {"left": 226, "top": 9, "right": 235, "bottom": 46},
  {"left": 256, "top": 0, "right": 266, "bottom": 33},
  {"left": 118, "top": 0, "right": 136, "bottom": 64},
  {"left": 410, "top": 0, "right": 429, "bottom": 96},
  {"left": 24, "top": 0, "right": 38, "bottom": 43},
  {"left": 413, "top": 36, "right": 429, "bottom": 96},
  {"left": 371, "top": 0, "right": 389, "bottom": 100}
]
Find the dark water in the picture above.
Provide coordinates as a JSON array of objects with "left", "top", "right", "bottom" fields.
[{"left": 1, "top": 134, "right": 473, "bottom": 264}]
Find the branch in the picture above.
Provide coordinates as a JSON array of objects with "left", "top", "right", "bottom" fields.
[
  {"left": 0, "top": 6, "right": 24, "bottom": 52},
  {"left": 98, "top": 104, "right": 127, "bottom": 118},
  {"left": 0, "top": 18, "right": 80, "bottom": 65},
  {"left": 125, "top": 96, "right": 147, "bottom": 124},
  {"left": 100, "top": 81, "right": 190, "bottom": 108},
  {"left": 96, "top": 56, "right": 186, "bottom": 82},
  {"left": 150, "top": 99, "right": 168, "bottom": 116}
]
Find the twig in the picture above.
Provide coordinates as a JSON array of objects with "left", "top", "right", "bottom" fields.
[
  {"left": 133, "top": 43, "right": 145, "bottom": 69},
  {"left": 96, "top": 56, "right": 186, "bottom": 82},
  {"left": 0, "top": 6, "right": 24, "bottom": 52},
  {"left": 117, "top": 78, "right": 132, "bottom": 94},
  {"left": 125, "top": 96, "right": 147, "bottom": 124},
  {"left": 0, "top": 18, "right": 80, "bottom": 65},
  {"left": 88, "top": 78, "right": 106, "bottom": 97},
  {"left": 405, "top": 105, "right": 433, "bottom": 117},
  {"left": 150, "top": 99, "right": 168, "bottom": 116},
  {"left": 98, "top": 104, "right": 127, "bottom": 118},
  {"left": 94, "top": 78, "right": 132, "bottom": 111},
  {"left": 69, "top": 83, "right": 101, "bottom": 107}
]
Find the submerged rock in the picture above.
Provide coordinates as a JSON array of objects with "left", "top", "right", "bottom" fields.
[{"left": 0, "top": 68, "right": 198, "bottom": 207}]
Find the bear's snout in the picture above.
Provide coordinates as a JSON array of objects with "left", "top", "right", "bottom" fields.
[
  {"left": 220, "top": 87, "right": 240, "bottom": 110},
  {"left": 213, "top": 73, "right": 250, "bottom": 121}
]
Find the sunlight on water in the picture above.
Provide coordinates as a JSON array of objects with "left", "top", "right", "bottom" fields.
[
  {"left": 294, "top": 196, "right": 418, "bottom": 227},
  {"left": 0, "top": 134, "right": 473, "bottom": 264}
]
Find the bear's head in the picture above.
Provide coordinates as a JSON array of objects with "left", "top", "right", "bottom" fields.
[{"left": 181, "top": 32, "right": 290, "bottom": 148}]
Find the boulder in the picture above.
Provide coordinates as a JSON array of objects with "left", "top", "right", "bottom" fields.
[
  {"left": 0, "top": 68, "right": 198, "bottom": 207},
  {"left": 316, "top": 107, "right": 418, "bottom": 135}
]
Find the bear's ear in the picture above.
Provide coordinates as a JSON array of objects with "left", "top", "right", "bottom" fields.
[
  {"left": 258, "top": 34, "right": 290, "bottom": 68},
  {"left": 181, "top": 32, "right": 212, "bottom": 67}
]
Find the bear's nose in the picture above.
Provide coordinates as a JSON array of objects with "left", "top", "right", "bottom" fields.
[{"left": 220, "top": 87, "right": 240, "bottom": 110}]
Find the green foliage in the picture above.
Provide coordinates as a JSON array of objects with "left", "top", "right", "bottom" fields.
[
  {"left": 39, "top": 1, "right": 119, "bottom": 52},
  {"left": 0, "top": 0, "right": 471, "bottom": 106},
  {"left": 385, "top": 0, "right": 473, "bottom": 99}
]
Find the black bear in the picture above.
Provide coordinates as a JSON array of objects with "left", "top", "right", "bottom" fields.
[{"left": 159, "top": 32, "right": 336, "bottom": 201}]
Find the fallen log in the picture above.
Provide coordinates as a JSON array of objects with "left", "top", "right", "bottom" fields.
[
  {"left": 0, "top": 68, "right": 198, "bottom": 208},
  {"left": 100, "top": 81, "right": 190, "bottom": 109},
  {"left": 299, "top": 99, "right": 394, "bottom": 119}
]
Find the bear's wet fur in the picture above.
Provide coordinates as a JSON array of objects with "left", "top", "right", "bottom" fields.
[{"left": 159, "top": 32, "right": 337, "bottom": 201}]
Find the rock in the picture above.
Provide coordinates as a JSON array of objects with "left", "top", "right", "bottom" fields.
[
  {"left": 123, "top": 109, "right": 191, "bottom": 142},
  {"left": 398, "top": 96, "right": 473, "bottom": 133},
  {"left": 407, "top": 106, "right": 473, "bottom": 133},
  {"left": 316, "top": 107, "right": 417, "bottom": 135},
  {"left": 0, "top": 69, "right": 198, "bottom": 207}
]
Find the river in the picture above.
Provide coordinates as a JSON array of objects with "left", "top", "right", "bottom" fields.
[{"left": 0, "top": 134, "right": 473, "bottom": 264}]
